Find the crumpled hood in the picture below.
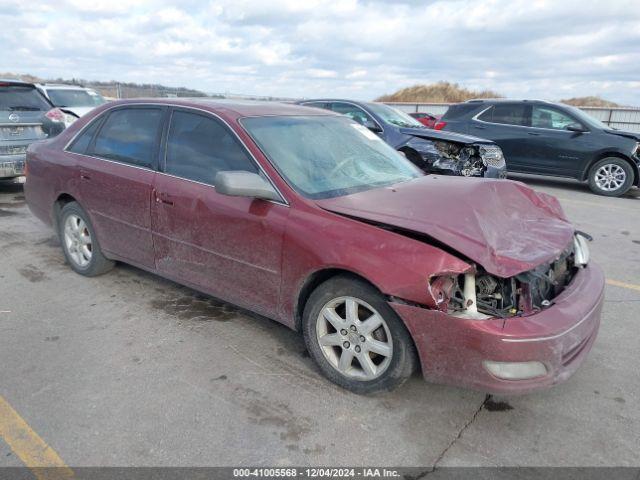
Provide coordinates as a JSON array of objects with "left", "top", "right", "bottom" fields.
[
  {"left": 603, "top": 128, "right": 640, "bottom": 142},
  {"left": 316, "top": 176, "right": 575, "bottom": 277},
  {"left": 398, "top": 127, "right": 494, "bottom": 145}
]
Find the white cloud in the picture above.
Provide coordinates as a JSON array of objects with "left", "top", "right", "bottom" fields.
[{"left": 2, "top": 0, "right": 639, "bottom": 104}]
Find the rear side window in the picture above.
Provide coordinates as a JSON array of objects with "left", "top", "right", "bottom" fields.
[
  {"left": 90, "top": 108, "right": 163, "bottom": 167},
  {"left": 68, "top": 117, "right": 102, "bottom": 154},
  {"left": 0, "top": 85, "right": 51, "bottom": 112},
  {"left": 164, "top": 110, "right": 257, "bottom": 185},
  {"left": 478, "top": 104, "right": 528, "bottom": 126},
  {"left": 441, "top": 103, "right": 480, "bottom": 120}
]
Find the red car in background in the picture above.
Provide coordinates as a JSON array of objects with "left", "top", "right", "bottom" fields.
[
  {"left": 408, "top": 112, "right": 444, "bottom": 129},
  {"left": 25, "top": 99, "right": 603, "bottom": 395}
]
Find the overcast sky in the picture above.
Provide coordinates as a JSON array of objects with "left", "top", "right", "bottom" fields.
[{"left": 3, "top": 0, "right": 640, "bottom": 104}]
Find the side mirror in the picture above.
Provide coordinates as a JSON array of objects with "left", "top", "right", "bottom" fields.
[
  {"left": 214, "top": 171, "right": 281, "bottom": 202},
  {"left": 363, "top": 119, "right": 382, "bottom": 133},
  {"left": 566, "top": 123, "right": 587, "bottom": 133}
]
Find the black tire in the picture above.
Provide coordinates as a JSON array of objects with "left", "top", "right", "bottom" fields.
[
  {"left": 58, "top": 201, "right": 115, "bottom": 276},
  {"left": 588, "top": 157, "right": 634, "bottom": 197},
  {"left": 302, "top": 275, "right": 418, "bottom": 394}
]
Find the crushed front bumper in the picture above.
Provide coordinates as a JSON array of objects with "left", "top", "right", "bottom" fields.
[
  {"left": 391, "top": 262, "right": 604, "bottom": 394},
  {"left": 0, "top": 154, "right": 26, "bottom": 179}
]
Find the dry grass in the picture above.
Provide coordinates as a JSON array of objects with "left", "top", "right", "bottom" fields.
[
  {"left": 560, "top": 96, "right": 620, "bottom": 107},
  {"left": 375, "top": 81, "right": 503, "bottom": 103}
]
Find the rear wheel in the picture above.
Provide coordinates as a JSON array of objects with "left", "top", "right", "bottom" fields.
[
  {"left": 59, "top": 202, "right": 114, "bottom": 276},
  {"left": 588, "top": 157, "right": 633, "bottom": 197},
  {"left": 302, "top": 276, "right": 417, "bottom": 394}
]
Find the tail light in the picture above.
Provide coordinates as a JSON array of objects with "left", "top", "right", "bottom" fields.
[
  {"left": 45, "top": 108, "right": 77, "bottom": 127},
  {"left": 434, "top": 120, "right": 447, "bottom": 130}
]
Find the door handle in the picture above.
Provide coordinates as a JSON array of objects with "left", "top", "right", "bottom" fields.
[
  {"left": 473, "top": 125, "right": 487, "bottom": 130},
  {"left": 155, "top": 191, "right": 174, "bottom": 206},
  {"left": 80, "top": 169, "right": 91, "bottom": 180},
  {"left": 527, "top": 132, "right": 542, "bottom": 136}
]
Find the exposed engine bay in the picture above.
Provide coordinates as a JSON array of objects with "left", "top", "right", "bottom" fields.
[
  {"left": 402, "top": 137, "right": 505, "bottom": 178},
  {"left": 430, "top": 235, "right": 590, "bottom": 318}
]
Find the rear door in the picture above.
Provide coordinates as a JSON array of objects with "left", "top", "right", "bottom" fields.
[
  {"left": 76, "top": 106, "right": 164, "bottom": 268},
  {"left": 151, "top": 108, "right": 289, "bottom": 317},
  {"left": 471, "top": 103, "right": 533, "bottom": 171}
]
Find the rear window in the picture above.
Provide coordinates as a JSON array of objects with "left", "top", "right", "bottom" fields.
[{"left": 0, "top": 85, "right": 51, "bottom": 112}]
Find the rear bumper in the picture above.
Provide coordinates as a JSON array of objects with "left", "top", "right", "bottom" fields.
[
  {"left": 391, "top": 263, "right": 604, "bottom": 394},
  {"left": 0, "top": 154, "right": 26, "bottom": 179}
]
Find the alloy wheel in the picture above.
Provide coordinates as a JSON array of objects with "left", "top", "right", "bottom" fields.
[
  {"left": 315, "top": 296, "right": 393, "bottom": 381},
  {"left": 63, "top": 214, "right": 93, "bottom": 268},
  {"left": 595, "top": 164, "right": 626, "bottom": 192}
]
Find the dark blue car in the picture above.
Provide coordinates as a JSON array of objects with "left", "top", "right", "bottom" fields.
[
  {"left": 439, "top": 99, "right": 640, "bottom": 197},
  {"left": 297, "top": 99, "right": 507, "bottom": 179}
]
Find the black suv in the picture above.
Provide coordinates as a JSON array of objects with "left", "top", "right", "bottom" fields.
[{"left": 441, "top": 99, "right": 640, "bottom": 196}]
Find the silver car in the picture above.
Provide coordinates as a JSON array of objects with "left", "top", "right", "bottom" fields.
[{"left": 0, "top": 80, "right": 66, "bottom": 180}]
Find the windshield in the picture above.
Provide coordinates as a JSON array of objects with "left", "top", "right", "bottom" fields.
[
  {"left": 242, "top": 115, "right": 423, "bottom": 199},
  {"left": 0, "top": 85, "right": 51, "bottom": 111},
  {"left": 366, "top": 103, "right": 425, "bottom": 128},
  {"left": 47, "top": 89, "right": 106, "bottom": 108}
]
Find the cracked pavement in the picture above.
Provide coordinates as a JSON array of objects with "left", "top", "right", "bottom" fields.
[{"left": 1, "top": 175, "right": 639, "bottom": 467}]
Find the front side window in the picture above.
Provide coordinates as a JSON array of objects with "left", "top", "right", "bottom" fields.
[
  {"left": 90, "top": 108, "right": 163, "bottom": 167},
  {"left": 531, "top": 106, "right": 580, "bottom": 130},
  {"left": 242, "top": 115, "right": 422, "bottom": 199},
  {"left": 329, "top": 102, "right": 377, "bottom": 127},
  {"left": 478, "top": 104, "right": 528, "bottom": 126},
  {"left": 165, "top": 110, "right": 257, "bottom": 185}
]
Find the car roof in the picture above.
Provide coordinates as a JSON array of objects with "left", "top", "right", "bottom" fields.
[
  {"left": 464, "top": 98, "right": 557, "bottom": 106},
  {"left": 300, "top": 98, "right": 373, "bottom": 107},
  {"left": 103, "top": 98, "right": 340, "bottom": 119},
  {"left": 38, "top": 84, "right": 92, "bottom": 90},
  {"left": 0, "top": 79, "right": 37, "bottom": 87}
]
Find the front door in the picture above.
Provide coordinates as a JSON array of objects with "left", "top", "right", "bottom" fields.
[
  {"left": 151, "top": 108, "right": 289, "bottom": 317},
  {"left": 78, "top": 106, "right": 164, "bottom": 268}
]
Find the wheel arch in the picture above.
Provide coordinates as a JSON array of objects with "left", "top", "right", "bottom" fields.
[
  {"left": 52, "top": 193, "right": 78, "bottom": 226},
  {"left": 582, "top": 152, "right": 639, "bottom": 186}
]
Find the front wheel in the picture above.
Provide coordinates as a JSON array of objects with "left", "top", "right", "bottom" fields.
[
  {"left": 59, "top": 202, "right": 115, "bottom": 276},
  {"left": 302, "top": 276, "right": 417, "bottom": 394},
  {"left": 588, "top": 157, "right": 633, "bottom": 197}
]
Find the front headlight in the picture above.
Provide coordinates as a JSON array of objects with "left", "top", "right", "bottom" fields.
[
  {"left": 479, "top": 145, "right": 505, "bottom": 167},
  {"left": 573, "top": 233, "right": 590, "bottom": 267}
]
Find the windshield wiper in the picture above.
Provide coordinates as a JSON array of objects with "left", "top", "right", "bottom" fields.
[{"left": 8, "top": 106, "right": 42, "bottom": 111}]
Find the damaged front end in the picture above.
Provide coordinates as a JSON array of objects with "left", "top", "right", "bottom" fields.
[
  {"left": 402, "top": 137, "right": 506, "bottom": 178},
  {"left": 429, "top": 233, "right": 591, "bottom": 319}
]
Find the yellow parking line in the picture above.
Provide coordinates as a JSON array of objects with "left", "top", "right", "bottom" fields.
[
  {"left": 0, "top": 395, "right": 74, "bottom": 480},
  {"left": 606, "top": 279, "right": 640, "bottom": 293},
  {"left": 556, "top": 197, "right": 640, "bottom": 213}
]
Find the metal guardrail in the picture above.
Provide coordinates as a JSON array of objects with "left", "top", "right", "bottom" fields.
[{"left": 384, "top": 102, "right": 640, "bottom": 133}]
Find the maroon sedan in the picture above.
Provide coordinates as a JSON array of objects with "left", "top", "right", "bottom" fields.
[{"left": 24, "top": 99, "right": 604, "bottom": 394}]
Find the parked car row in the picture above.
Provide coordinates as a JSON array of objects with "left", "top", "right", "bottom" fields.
[
  {"left": 0, "top": 79, "right": 105, "bottom": 181},
  {"left": 297, "top": 99, "right": 507, "bottom": 179},
  {"left": 24, "top": 99, "right": 604, "bottom": 395}
]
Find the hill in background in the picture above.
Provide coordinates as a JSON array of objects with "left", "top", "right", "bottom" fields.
[
  {"left": 376, "top": 81, "right": 622, "bottom": 107},
  {"left": 375, "top": 81, "right": 502, "bottom": 103}
]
